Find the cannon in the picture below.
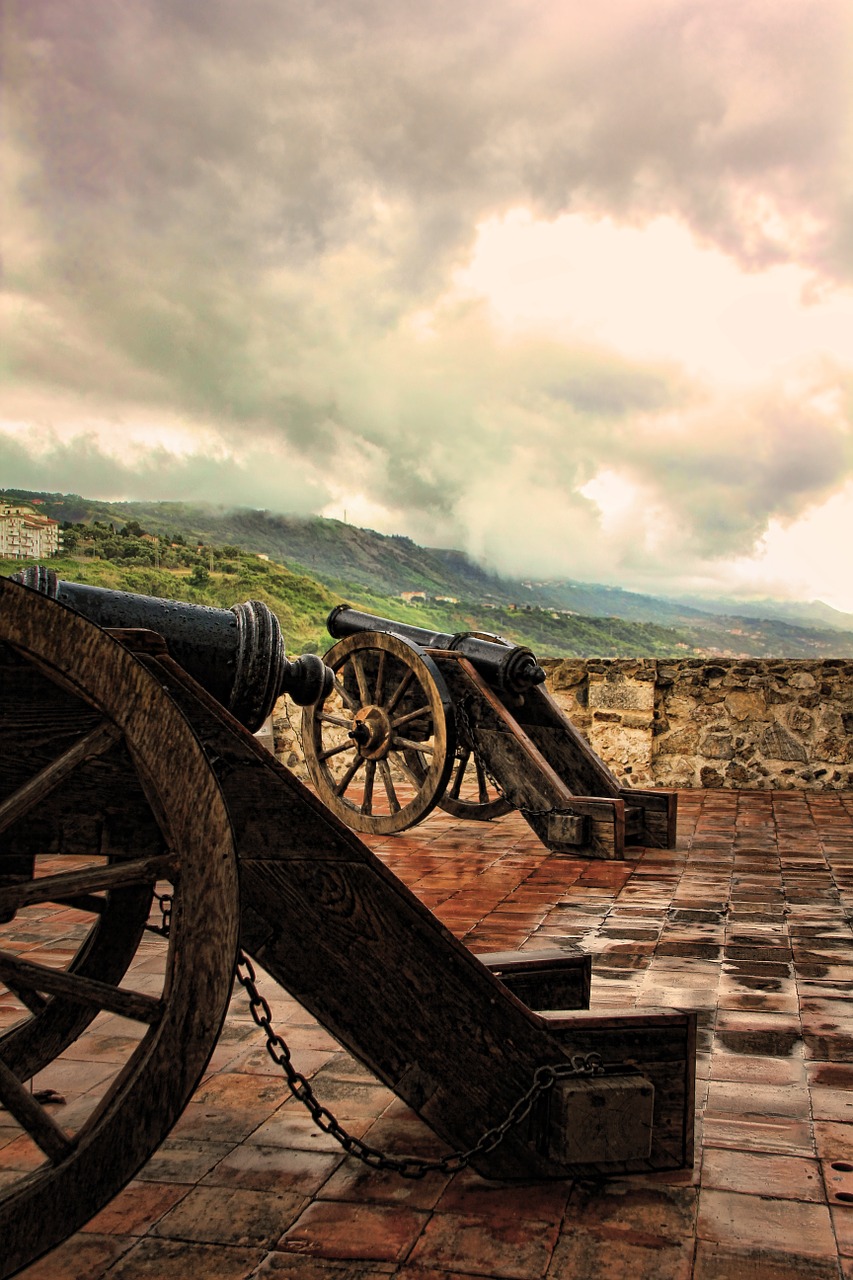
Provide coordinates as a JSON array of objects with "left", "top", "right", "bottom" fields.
[
  {"left": 0, "top": 576, "right": 696, "bottom": 1276},
  {"left": 11, "top": 566, "right": 332, "bottom": 728},
  {"left": 302, "top": 606, "right": 678, "bottom": 858}
]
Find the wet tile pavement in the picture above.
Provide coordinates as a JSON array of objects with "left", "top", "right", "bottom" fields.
[{"left": 4, "top": 789, "right": 853, "bottom": 1278}]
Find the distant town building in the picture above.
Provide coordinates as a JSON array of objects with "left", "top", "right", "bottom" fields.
[
  {"left": 0, "top": 504, "right": 61, "bottom": 559},
  {"left": 400, "top": 591, "right": 427, "bottom": 603},
  {"left": 434, "top": 595, "right": 459, "bottom": 604}
]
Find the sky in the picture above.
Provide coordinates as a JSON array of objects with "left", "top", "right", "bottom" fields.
[{"left": 3, "top": 0, "right": 853, "bottom": 608}]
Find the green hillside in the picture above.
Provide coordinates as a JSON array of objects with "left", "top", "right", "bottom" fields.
[{"left": 4, "top": 487, "right": 853, "bottom": 659}]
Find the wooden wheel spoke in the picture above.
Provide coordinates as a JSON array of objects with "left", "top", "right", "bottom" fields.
[
  {"left": 392, "top": 734, "right": 434, "bottom": 754},
  {"left": 391, "top": 705, "right": 431, "bottom": 731},
  {"left": 384, "top": 669, "right": 414, "bottom": 716},
  {"left": 389, "top": 751, "right": 421, "bottom": 789},
  {"left": 317, "top": 711, "right": 354, "bottom": 730},
  {"left": 0, "top": 952, "right": 162, "bottom": 1025},
  {"left": 332, "top": 674, "right": 359, "bottom": 712},
  {"left": 318, "top": 740, "right": 356, "bottom": 763},
  {"left": 349, "top": 655, "right": 371, "bottom": 707},
  {"left": 3, "top": 978, "right": 48, "bottom": 1016},
  {"left": 335, "top": 754, "right": 365, "bottom": 798},
  {"left": 448, "top": 751, "right": 471, "bottom": 800},
  {"left": 372, "top": 650, "right": 386, "bottom": 706},
  {"left": 0, "top": 853, "right": 176, "bottom": 919},
  {"left": 0, "top": 722, "right": 123, "bottom": 837},
  {"left": 0, "top": 1059, "right": 73, "bottom": 1163},
  {"left": 377, "top": 759, "right": 401, "bottom": 813},
  {"left": 362, "top": 759, "right": 376, "bottom": 815}
]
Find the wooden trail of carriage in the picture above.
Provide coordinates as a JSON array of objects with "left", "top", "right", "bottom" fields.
[{"left": 0, "top": 576, "right": 695, "bottom": 1277}]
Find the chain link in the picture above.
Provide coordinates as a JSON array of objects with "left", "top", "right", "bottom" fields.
[{"left": 234, "top": 949, "right": 602, "bottom": 1179}]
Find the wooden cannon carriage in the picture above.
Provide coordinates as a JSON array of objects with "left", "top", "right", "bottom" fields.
[
  {"left": 302, "top": 606, "right": 678, "bottom": 859},
  {"left": 0, "top": 576, "right": 696, "bottom": 1277}
]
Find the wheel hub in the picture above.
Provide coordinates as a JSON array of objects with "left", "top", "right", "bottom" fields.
[{"left": 349, "top": 705, "right": 392, "bottom": 759}]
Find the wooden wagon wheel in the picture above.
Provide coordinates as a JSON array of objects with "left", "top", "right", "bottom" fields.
[
  {"left": 405, "top": 745, "right": 514, "bottom": 822},
  {"left": 401, "top": 630, "right": 513, "bottom": 823},
  {"left": 0, "top": 579, "right": 239, "bottom": 1277},
  {"left": 302, "top": 632, "right": 455, "bottom": 835}
]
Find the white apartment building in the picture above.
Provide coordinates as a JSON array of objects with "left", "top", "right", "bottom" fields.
[{"left": 0, "top": 504, "right": 61, "bottom": 559}]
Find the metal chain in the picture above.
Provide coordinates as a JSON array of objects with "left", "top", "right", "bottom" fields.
[
  {"left": 454, "top": 697, "right": 577, "bottom": 822},
  {"left": 144, "top": 891, "right": 173, "bottom": 938},
  {"left": 234, "top": 949, "right": 602, "bottom": 1179}
]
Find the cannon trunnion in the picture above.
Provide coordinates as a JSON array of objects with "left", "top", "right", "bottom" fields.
[{"left": 0, "top": 578, "right": 695, "bottom": 1277}]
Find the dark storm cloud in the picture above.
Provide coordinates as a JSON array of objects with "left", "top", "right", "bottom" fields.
[{"left": 3, "top": 0, "right": 852, "bottom": 586}]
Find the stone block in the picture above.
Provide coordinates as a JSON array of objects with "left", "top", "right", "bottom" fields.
[
  {"left": 588, "top": 672, "right": 654, "bottom": 712},
  {"left": 701, "top": 733, "right": 735, "bottom": 760},
  {"left": 761, "top": 723, "right": 809, "bottom": 763},
  {"left": 725, "top": 690, "right": 768, "bottom": 722}
]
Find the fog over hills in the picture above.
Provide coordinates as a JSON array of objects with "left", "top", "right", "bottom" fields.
[{"left": 5, "top": 489, "right": 853, "bottom": 659}]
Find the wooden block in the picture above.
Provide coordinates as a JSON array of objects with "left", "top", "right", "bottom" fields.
[
  {"left": 541, "top": 1073, "right": 655, "bottom": 1164},
  {"left": 547, "top": 813, "right": 588, "bottom": 846},
  {"left": 478, "top": 948, "right": 591, "bottom": 1010}
]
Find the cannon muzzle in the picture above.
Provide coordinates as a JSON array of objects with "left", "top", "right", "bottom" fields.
[
  {"left": 11, "top": 567, "right": 333, "bottom": 731},
  {"left": 326, "top": 604, "right": 547, "bottom": 695}
]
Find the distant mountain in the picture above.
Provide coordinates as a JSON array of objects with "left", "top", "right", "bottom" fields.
[
  {"left": 670, "top": 593, "right": 853, "bottom": 633},
  {"left": 4, "top": 487, "right": 853, "bottom": 659}
]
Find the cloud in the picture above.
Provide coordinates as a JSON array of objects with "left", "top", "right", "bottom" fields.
[{"left": 3, "top": 0, "right": 852, "bottom": 601}]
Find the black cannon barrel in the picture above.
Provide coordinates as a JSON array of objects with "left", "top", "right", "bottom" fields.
[
  {"left": 11, "top": 567, "right": 332, "bottom": 730},
  {"left": 327, "top": 604, "right": 547, "bottom": 695}
]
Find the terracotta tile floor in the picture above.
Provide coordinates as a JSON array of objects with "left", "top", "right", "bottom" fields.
[{"left": 4, "top": 789, "right": 853, "bottom": 1279}]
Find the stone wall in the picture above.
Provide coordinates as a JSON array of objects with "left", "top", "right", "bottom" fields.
[
  {"left": 542, "top": 657, "right": 853, "bottom": 791},
  {"left": 272, "top": 657, "right": 853, "bottom": 792}
]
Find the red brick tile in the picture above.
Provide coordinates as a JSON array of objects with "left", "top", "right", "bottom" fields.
[
  {"left": 432, "top": 1168, "right": 571, "bottom": 1223},
  {"left": 277, "top": 1200, "right": 429, "bottom": 1262},
  {"left": 249, "top": 1101, "right": 371, "bottom": 1151},
  {"left": 705, "top": 1081, "right": 811, "bottom": 1119},
  {"left": 407, "top": 1210, "right": 559, "bottom": 1279},
  {"left": 546, "top": 1227, "right": 692, "bottom": 1279},
  {"left": 810, "top": 1087, "right": 853, "bottom": 1122},
  {"left": 256, "top": 1258, "right": 395, "bottom": 1279},
  {"left": 202, "top": 1143, "right": 342, "bottom": 1193},
  {"left": 152, "top": 1185, "right": 306, "bottom": 1247},
  {"left": 701, "top": 1149, "right": 823, "bottom": 1201},
  {"left": 168, "top": 1099, "right": 282, "bottom": 1144},
  {"left": 822, "top": 1156, "right": 853, "bottom": 1203},
  {"left": 807, "top": 1062, "right": 853, "bottom": 1089},
  {"left": 833, "top": 1204, "right": 853, "bottom": 1257},
  {"left": 710, "top": 1052, "right": 806, "bottom": 1086},
  {"left": 567, "top": 1182, "right": 697, "bottom": 1239},
  {"left": 105, "top": 1238, "right": 266, "bottom": 1278},
  {"left": 700, "top": 1115, "right": 815, "bottom": 1156},
  {"left": 82, "top": 1180, "right": 190, "bottom": 1235},
  {"left": 814, "top": 1120, "right": 853, "bottom": 1161},
  {"left": 317, "top": 1157, "right": 449, "bottom": 1209},
  {"left": 136, "top": 1138, "right": 236, "bottom": 1184},
  {"left": 16, "top": 1233, "right": 135, "bottom": 1280},
  {"left": 697, "top": 1188, "right": 836, "bottom": 1257},
  {"left": 693, "top": 1240, "right": 842, "bottom": 1278}
]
